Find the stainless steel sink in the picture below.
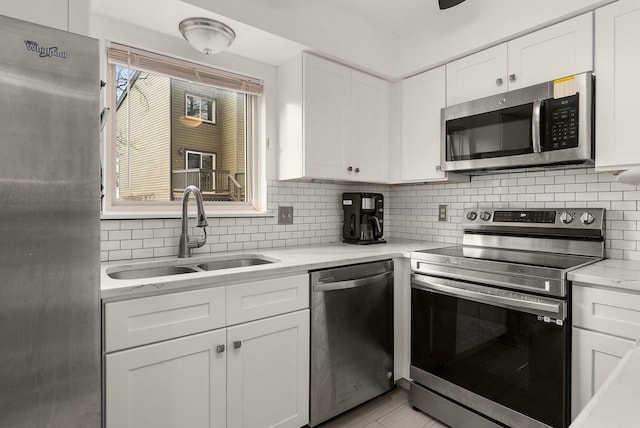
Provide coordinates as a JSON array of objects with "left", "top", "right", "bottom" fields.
[
  {"left": 106, "top": 254, "right": 278, "bottom": 280},
  {"left": 107, "top": 265, "right": 199, "bottom": 280},
  {"left": 197, "top": 257, "right": 273, "bottom": 271}
]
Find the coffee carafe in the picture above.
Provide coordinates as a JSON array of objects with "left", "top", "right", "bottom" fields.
[{"left": 342, "top": 192, "right": 385, "bottom": 244}]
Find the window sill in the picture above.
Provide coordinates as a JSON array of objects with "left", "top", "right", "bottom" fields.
[{"left": 101, "top": 209, "right": 273, "bottom": 220}]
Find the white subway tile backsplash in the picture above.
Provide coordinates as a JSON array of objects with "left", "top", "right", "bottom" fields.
[
  {"left": 100, "top": 170, "right": 640, "bottom": 262},
  {"left": 388, "top": 168, "right": 640, "bottom": 260}
]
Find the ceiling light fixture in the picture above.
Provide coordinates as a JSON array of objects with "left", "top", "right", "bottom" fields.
[
  {"left": 438, "top": 0, "right": 466, "bottom": 10},
  {"left": 179, "top": 17, "right": 236, "bottom": 55}
]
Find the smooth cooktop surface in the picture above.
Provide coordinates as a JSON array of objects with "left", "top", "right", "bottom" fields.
[{"left": 413, "top": 246, "right": 601, "bottom": 271}]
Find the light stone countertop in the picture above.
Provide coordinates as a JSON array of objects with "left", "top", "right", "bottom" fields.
[
  {"left": 568, "top": 259, "right": 640, "bottom": 292},
  {"left": 101, "top": 239, "right": 449, "bottom": 302}
]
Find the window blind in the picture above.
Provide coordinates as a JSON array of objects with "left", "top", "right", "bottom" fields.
[{"left": 107, "top": 43, "right": 263, "bottom": 96}]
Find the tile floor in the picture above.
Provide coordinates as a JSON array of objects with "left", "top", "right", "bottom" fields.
[{"left": 319, "top": 387, "right": 449, "bottom": 428}]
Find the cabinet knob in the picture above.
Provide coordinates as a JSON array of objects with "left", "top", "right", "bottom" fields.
[
  {"left": 216, "top": 344, "right": 225, "bottom": 353},
  {"left": 509, "top": 73, "right": 517, "bottom": 82},
  {"left": 496, "top": 77, "right": 504, "bottom": 86},
  {"left": 233, "top": 340, "right": 242, "bottom": 349},
  {"left": 347, "top": 166, "right": 353, "bottom": 172},
  {"left": 354, "top": 167, "right": 360, "bottom": 173}
]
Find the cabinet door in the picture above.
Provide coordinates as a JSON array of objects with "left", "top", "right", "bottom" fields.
[
  {"left": 595, "top": 0, "right": 640, "bottom": 171},
  {"left": 571, "top": 327, "right": 635, "bottom": 421},
  {"left": 401, "top": 66, "right": 447, "bottom": 182},
  {"left": 508, "top": 13, "right": 593, "bottom": 91},
  {"left": 446, "top": 44, "right": 508, "bottom": 105},
  {"left": 303, "top": 54, "right": 351, "bottom": 180},
  {"left": 227, "top": 310, "right": 310, "bottom": 428},
  {"left": 106, "top": 329, "right": 227, "bottom": 428},
  {"left": 350, "top": 70, "right": 389, "bottom": 182}
]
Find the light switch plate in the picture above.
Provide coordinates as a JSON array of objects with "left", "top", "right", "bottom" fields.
[
  {"left": 438, "top": 205, "right": 447, "bottom": 222},
  {"left": 278, "top": 206, "right": 293, "bottom": 225}
]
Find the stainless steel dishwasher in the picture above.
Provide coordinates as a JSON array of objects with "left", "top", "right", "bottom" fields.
[{"left": 309, "top": 259, "right": 394, "bottom": 427}]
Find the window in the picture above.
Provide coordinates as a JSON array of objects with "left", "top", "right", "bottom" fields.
[
  {"left": 103, "top": 44, "right": 263, "bottom": 215},
  {"left": 186, "top": 150, "right": 216, "bottom": 170},
  {"left": 185, "top": 94, "right": 216, "bottom": 124}
]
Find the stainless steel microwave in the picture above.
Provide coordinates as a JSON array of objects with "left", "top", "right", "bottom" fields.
[{"left": 441, "top": 72, "right": 594, "bottom": 173}]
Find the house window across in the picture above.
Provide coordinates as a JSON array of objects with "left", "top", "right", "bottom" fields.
[
  {"left": 104, "top": 43, "right": 263, "bottom": 215},
  {"left": 185, "top": 94, "right": 216, "bottom": 124}
]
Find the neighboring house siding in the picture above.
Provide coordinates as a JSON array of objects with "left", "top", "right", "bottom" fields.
[
  {"left": 220, "top": 91, "right": 246, "bottom": 180},
  {"left": 116, "top": 72, "right": 171, "bottom": 201},
  {"left": 171, "top": 79, "right": 223, "bottom": 173},
  {"left": 170, "top": 79, "right": 246, "bottom": 200}
]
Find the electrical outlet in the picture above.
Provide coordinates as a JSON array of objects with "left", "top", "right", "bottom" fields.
[
  {"left": 438, "top": 205, "right": 447, "bottom": 222},
  {"left": 278, "top": 206, "right": 294, "bottom": 225}
]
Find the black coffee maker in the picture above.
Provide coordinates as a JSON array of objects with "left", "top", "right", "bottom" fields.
[{"left": 342, "top": 192, "right": 385, "bottom": 244}]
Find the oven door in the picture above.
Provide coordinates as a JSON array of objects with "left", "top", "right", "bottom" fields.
[{"left": 410, "top": 273, "right": 569, "bottom": 428}]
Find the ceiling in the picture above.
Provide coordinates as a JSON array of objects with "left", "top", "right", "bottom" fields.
[
  {"left": 91, "top": 0, "right": 309, "bottom": 66},
  {"left": 91, "top": 0, "right": 611, "bottom": 78},
  {"left": 315, "top": 0, "right": 442, "bottom": 36},
  {"left": 91, "top": 0, "right": 447, "bottom": 72}
]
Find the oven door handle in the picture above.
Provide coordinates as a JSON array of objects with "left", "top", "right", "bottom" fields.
[{"left": 411, "top": 274, "right": 566, "bottom": 319}]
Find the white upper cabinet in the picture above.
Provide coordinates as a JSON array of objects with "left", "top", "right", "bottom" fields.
[
  {"left": 508, "top": 13, "right": 593, "bottom": 91},
  {"left": 447, "top": 13, "right": 593, "bottom": 105},
  {"left": 401, "top": 66, "right": 446, "bottom": 182},
  {"left": 0, "top": 0, "right": 90, "bottom": 34},
  {"left": 301, "top": 54, "right": 352, "bottom": 180},
  {"left": 350, "top": 70, "right": 390, "bottom": 182},
  {"left": 446, "top": 44, "right": 508, "bottom": 106},
  {"left": 595, "top": 0, "right": 640, "bottom": 171},
  {"left": 278, "top": 53, "right": 390, "bottom": 183}
]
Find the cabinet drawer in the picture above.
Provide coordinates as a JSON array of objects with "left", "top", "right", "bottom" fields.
[
  {"left": 226, "top": 274, "right": 309, "bottom": 325},
  {"left": 573, "top": 284, "right": 640, "bottom": 340},
  {"left": 105, "top": 287, "right": 226, "bottom": 352}
]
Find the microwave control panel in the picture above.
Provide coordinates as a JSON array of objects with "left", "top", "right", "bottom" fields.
[{"left": 546, "top": 93, "right": 579, "bottom": 151}]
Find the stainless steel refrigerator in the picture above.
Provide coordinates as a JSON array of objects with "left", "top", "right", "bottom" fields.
[{"left": 0, "top": 14, "right": 101, "bottom": 428}]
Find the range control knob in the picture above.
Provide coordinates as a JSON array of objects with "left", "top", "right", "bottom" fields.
[
  {"left": 580, "top": 212, "right": 595, "bottom": 225},
  {"left": 480, "top": 211, "right": 492, "bottom": 221},
  {"left": 559, "top": 212, "right": 574, "bottom": 224},
  {"left": 466, "top": 211, "right": 478, "bottom": 221}
]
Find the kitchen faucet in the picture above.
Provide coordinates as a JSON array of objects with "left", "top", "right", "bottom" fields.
[{"left": 178, "top": 185, "right": 209, "bottom": 258}]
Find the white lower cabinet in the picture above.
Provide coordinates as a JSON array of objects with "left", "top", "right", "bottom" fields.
[
  {"left": 106, "top": 329, "right": 227, "bottom": 428},
  {"left": 571, "top": 327, "right": 635, "bottom": 420},
  {"left": 227, "top": 311, "right": 310, "bottom": 428},
  {"left": 571, "top": 283, "right": 640, "bottom": 421},
  {"left": 104, "top": 274, "right": 310, "bottom": 428}
]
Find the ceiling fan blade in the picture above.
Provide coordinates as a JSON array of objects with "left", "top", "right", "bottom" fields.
[{"left": 439, "top": 0, "right": 466, "bottom": 10}]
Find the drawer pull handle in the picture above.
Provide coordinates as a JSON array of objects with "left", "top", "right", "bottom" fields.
[
  {"left": 233, "top": 340, "right": 242, "bottom": 349},
  {"left": 216, "top": 344, "right": 225, "bottom": 353}
]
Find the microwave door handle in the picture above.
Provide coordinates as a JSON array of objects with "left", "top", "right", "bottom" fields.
[{"left": 532, "top": 99, "right": 543, "bottom": 153}]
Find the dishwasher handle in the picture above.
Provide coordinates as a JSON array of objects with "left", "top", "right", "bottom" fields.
[{"left": 313, "top": 270, "right": 393, "bottom": 292}]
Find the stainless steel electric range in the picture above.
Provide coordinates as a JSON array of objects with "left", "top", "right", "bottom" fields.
[{"left": 410, "top": 208, "right": 605, "bottom": 428}]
